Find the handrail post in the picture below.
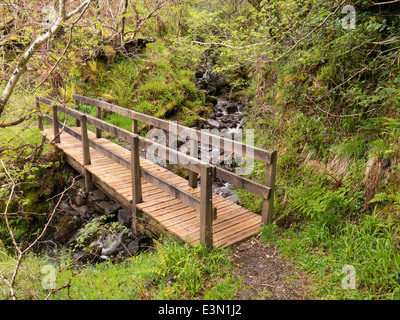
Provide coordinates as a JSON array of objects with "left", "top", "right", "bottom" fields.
[
  {"left": 131, "top": 134, "right": 143, "bottom": 234},
  {"left": 52, "top": 104, "right": 61, "bottom": 143},
  {"left": 81, "top": 115, "right": 93, "bottom": 192},
  {"left": 74, "top": 98, "right": 81, "bottom": 127},
  {"left": 188, "top": 137, "right": 199, "bottom": 188},
  {"left": 132, "top": 119, "right": 138, "bottom": 134},
  {"left": 262, "top": 151, "right": 277, "bottom": 224},
  {"left": 200, "top": 164, "right": 213, "bottom": 248},
  {"left": 96, "top": 105, "right": 102, "bottom": 138},
  {"left": 36, "top": 98, "right": 43, "bottom": 131}
]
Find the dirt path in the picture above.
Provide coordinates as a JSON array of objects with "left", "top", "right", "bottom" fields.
[{"left": 231, "top": 237, "right": 314, "bottom": 300}]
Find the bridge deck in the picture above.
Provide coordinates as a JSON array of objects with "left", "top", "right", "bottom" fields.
[{"left": 42, "top": 128, "right": 262, "bottom": 248}]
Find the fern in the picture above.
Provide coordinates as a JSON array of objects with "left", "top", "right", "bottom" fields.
[
  {"left": 370, "top": 191, "right": 400, "bottom": 204},
  {"left": 287, "top": 184, "right": 350, "bottom": 219}
]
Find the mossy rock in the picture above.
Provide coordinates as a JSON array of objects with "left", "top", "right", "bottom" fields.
[
  {"left": 194, "top": 105, "right": 213, "bottom": 118},
  {"left": 205, "top": 95, "right": 218, "bottom": 106},
  {"left": 171, "top": 167, "right": 189, "bottom": 180},
  {"left": 102, "top": 94, "right": 114, "bottom": 103},
  {"left": 102, "top": 45, "right": 116, "bottom": 64},
  {"left": 229, "top": 90, "right": 248, "bottom": 104},
  {"left": 54, "top": 214, "right": 83, "bottom": 244}
]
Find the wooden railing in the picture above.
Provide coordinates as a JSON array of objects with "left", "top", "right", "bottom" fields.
[{"left": 36, "top": 94, "right": 277, "bottom": 247}]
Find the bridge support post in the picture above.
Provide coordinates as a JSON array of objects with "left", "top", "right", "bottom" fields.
[
  {"left": 96, "top": 106, "right": 102, "bottom": 138},
  {"left": 81, "top": 115, "right": 93, "bottom": 192},
  {"left": 132, "top": 119, "right": 139, "bottom": 134},
  {"left": 74, "top": 98, "right": 81, "bottom": 128},
  {"left": 262, "top": 151, "right": 277, "bottom": 224},
  {"left": 131, "top": 135, "right": 143, "bottom": 235},
  {"left": 52, "top": 105, "right": 61, "bottom": 143},
  {"left": 36, "top": 98, "right": 43, "bottom": 131},
  {"left": 200, "top": 164, "right": 214, "bottom": 248}
]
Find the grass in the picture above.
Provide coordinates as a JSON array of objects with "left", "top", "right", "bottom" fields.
[
  {"left": 0, "top": 239, "right": 240, "bottom": 300},
  {"left": 260, "top": 209, "right": 400, "bottom": 300}
]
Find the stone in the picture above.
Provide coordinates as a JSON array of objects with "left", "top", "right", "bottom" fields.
[
  {"left": 77, "top": 205, "right": 93, "bottom": 220},
  {"left": 89, "top": 189, "right": 106, "bottom": 202},
  {"left": 206, "top": 119, "right": 220, "bottom": 129},
  {"left": 93, "top": 200, "right": 121, "bottom": 216},
  {"left": 54, "top": 215, "right": 83, "bottom": 244},
  {"left": 59, "top": 201, "right": 73, "bottom": 212},
  {"left": 205, "top": 95, "right": 218, "bottom": 106},
  {"left": 69, "top": 179, "right": 87, "bottom": 206},
  {"left": 125, "top": 234, "right": 152, "bottom": 256},
  {"left": 101, "top": 231, "right": 124, "bottom": 257},
  {"left": 226, "top": 195, "right": 240, "bottom": 204},
  {"left": 118, "top": 209, "right": 132, "bottom": 228}
]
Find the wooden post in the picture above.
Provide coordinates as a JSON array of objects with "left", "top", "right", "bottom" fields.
[
  {"left": 131, "top": 134, "right": 143, "bottom": 234},
  {"left": 188, "top": 138, "right": 199, "bottom": 188},
  {"left": 36, "top": 99, "right": 43, "bottom": 131},
  {"left": 96, "top": 106, "right": 102, "bottom": 138},
  {"left": 74, "top": 98, "right": 80, "bottom": 127},
  {"left": 132, "top": 119, "right": 138, "bottom": 134},
  {"left": 52, "top": 105, "right": 61, "bottom": 143},
  {"left": 262, "top": 151, "right": 277, "bottom": 224},
  {"left": 200, "top": 164, "right": 213, "bottom": 248},
  {"left": 81, "top": 115, "right": 93, "bottom": 192}
]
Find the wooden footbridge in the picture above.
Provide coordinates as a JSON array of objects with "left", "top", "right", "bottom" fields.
[{"left": 36, "top": 94, "right": 277, "bottom": 248}]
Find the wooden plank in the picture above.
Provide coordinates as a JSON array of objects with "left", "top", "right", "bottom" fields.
[
  {"left": 171, "top": 207, "right": 249, "bottom": 233},
  {"left": 215, "top": 223, "right": 262, "bottom": 248},
  {"left": 140, "top": 167, "right": 201, "bottom": 213},
  {"left": 215, "top": 167, "right": 271, "bottom": 200},
  {"left": 211, "top": 216, "right": 261, "bottom": 242}
]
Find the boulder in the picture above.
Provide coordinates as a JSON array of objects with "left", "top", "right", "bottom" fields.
[
  {"left": 206, "top": 119, "right": 220, "bottom": 129},
  {"left": 100, "top": 231, "right": 124, "bottom": 257},
  {"left": 69, "top": 179, "right": 87, "bottom": 206},
  {"left": 54, "top": 215, "right": 83, "bottom": 244},
  {"left": 93, "top": 200, "right": 121, "bottom": 216},
  {"left": 77, "top": 205, "right": 94, "bottom": 220},
  {"left": 125, "top": 234, "right": 153, "bottom": 256},
  {"left": 88, "top": 189, "right": 106, "bottom": 203},
  {"left": 118, "top": 209, "right": 132, "bottom": 228}
]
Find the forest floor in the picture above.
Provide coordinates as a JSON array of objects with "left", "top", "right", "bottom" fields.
[{"left": 231, "top": 237, "right": 314, "bottom": 300}]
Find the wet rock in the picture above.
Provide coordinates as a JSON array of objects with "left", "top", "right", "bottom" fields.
[
  {"left": 118, "top": 209, "right": 132, "bottom": 228},
  {"left": 101, "top": 231, "right": 124, "bottom": 257},
  {"left": 125, "top": 234, "right": 153, "bottom": 256},
  {"left": 77, "top": 205, "right": 94, "bottom": 220},
  {"left": 89, "top": 189, "right": 106, "bottom": 203},
  {"left": 206, "top": 95, "right": 218, "bottom": 106},
  {"left": 54, "top": 215, "right": 83, "bottom": 244},
  {"left": 226, "top": 195, "right": 240, "bottom": 204},
  {"left": 69, "top": 179, "right": 87, "bottom": 206},
  {"left": 93, "top": 200, "right": 121, "bottom": 216},
  {"left": 59, "top": 201, "right": 73, "bottom": 212},
  {"left": 206, "top": 119, "right": 220, "bottom": 129}
]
